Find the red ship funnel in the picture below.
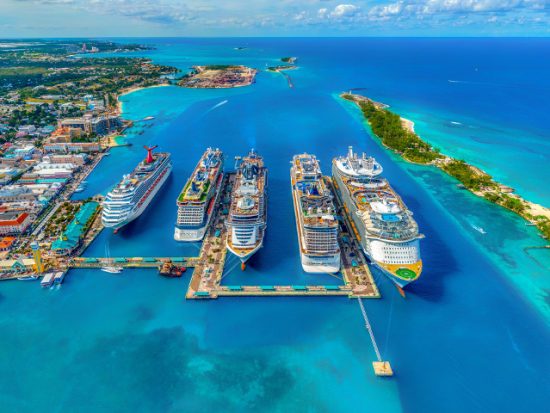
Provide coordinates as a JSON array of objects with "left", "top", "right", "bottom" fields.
[{"left": 144, "top": 145, "right": 158, "bottom": 164}]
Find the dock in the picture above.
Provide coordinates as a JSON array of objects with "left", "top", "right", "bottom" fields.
[
  {"left": 184, "top": 174, "right": 380, "bottom": 299},
  {"left": 49, "top": 173, "right": 380, "bottom": 303},
  {"left": 68, "top": 256, "right": 198, "bottom": 269}
]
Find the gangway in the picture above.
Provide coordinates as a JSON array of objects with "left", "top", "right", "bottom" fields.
[{"left": 357, "top": 297, "right": 393, "bottom": 376}]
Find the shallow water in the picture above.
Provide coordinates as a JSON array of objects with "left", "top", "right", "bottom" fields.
[{"left": 2, "top": 38, "right": 550, "bottom": 412}]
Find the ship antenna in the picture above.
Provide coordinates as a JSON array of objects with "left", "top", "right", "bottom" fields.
[{"left": 143, "top": 145, "right": 158, "bottom": 164}]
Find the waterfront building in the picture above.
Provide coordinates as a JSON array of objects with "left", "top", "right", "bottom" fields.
[
  {"left": 0, "top": 211, "right": 31, "bottom": 235},
  {"left": 51, "top": 202, "right": 99, "bottom": 255},
  {"left": 175, "top": 148, "right": 224, "bottom": 241},
  {"left": 0, "top": 236, "right": 15, "bottom": 252},
  {"left": 59, "top": 114, "right": 122, "bottom": 136},
  {"left": 43, "top": 142, "right": 101, "bottom": 153},
  {"left": 332, "top": 146, "right": 423, "bottom": 287},
  {"left": 0, "top": 186, "right": 36, "bottom": 203},
  {"left": 0, "top": 258, "right": 35, "bottom": 274},
  {"left": 43, "top": 154, "right": 88, "bottom": 166},
  {"left": 291, "top": 153, "right": 340, "bottom": 273}
]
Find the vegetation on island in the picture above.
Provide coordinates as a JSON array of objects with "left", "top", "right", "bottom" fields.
[
  {"left": 440, "top": 160, "right": 494, "bottom": 192},
  {"left": 351, "top": 96, "right": 442, "bottom": 164},
  {"left": 342, "top": 92, "right": 550, "bottom": 241}
]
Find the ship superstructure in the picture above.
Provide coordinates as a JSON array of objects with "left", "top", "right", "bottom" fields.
[
  {"left": 332, "top": 146, "right": 423, "bottom": 287},
  {"left": 174, "top": 148, "right": 224, "bottom": 241},
  {"left": 291, "top": 153, "right": 340, "bottom": 273},
  {"left": 226, "top": 149, "right": 267, "bottom": 267},
  {"left": 102, "top": 146, "right": 172, "bottom": 230}
]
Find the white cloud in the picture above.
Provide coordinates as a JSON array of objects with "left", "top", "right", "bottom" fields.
[
  {"left": 318, "top": 4, "right": 360, "bottom": 20},
  {"left": 331, "top": 4, "right": 359, "bottom": 18},
  {"left": 369, "top": 0, "right": 547, "bottom": 19}
]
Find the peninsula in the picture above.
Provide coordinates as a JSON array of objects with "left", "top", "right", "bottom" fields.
[
  {"left": 178, "top": 65, "right": 257, "bottom": 88},
  {"left": 341, "top": 93, "right": 550, "bottom": 241}
]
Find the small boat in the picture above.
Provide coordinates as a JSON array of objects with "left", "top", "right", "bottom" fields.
[
  {"left": 159, "top": 262, "right": 187, "bottom": 277},
  {"left": 143, "top": 116, "right": 155, "bottom": 121},
  {"left": 18, "top": 275, "right": 39, "bottom": 281},
  {"left": 74, "top": 184, "right": 85, "bottom": 193},
  {"left": 471, "top": 224, "right": 487, "bottom": 234},
  {"left": 101, "top": 266, "right": 123, "bottom": 274},
  {"left": 41, "top": 272, "right": 55, "bottom": 288}
]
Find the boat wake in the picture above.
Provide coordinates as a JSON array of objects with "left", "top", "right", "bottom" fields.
[
  {"left": 208, "top": 100, "right": 228, "bottom": 112},
  {"left": 471, "top": 224, "right": 487, "bottom": 235}
]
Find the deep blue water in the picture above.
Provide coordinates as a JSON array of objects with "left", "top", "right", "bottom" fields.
[{"left": 1, "top": 38, "right": 549, "bottom": 412}]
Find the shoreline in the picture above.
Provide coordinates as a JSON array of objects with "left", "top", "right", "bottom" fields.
[
  {"left": 341, "top": 92, "right": 550, "bottom": 241},
  {"left": 117, "top": 83, "right": 172, "bottom": 115}
]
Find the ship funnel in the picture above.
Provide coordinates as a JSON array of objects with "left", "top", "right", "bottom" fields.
[
  {"left": 143, "top": 145, "right": 158, "bottom": 164},
  {"left": 348, "top": 146, "right": 354, "bottom": 159}
]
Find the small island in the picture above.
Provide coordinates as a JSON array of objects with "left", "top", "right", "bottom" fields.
[
  {"left": 281, "top": 57, "right": 297, "bottom": 64},
  {"left": 178, "top": 65, "right": 257, "bottom": 88},
  {"left": 342, "top": 92, "right": 550, "bottom": 240}
]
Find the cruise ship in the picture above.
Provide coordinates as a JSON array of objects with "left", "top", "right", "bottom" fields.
[
  {"left": 332, "top": 146, "right": 423, "bottom": 287},
  {"left": 174, "top": 148, "right": 224, "bottom": 241},
  {"left": 226, "top": 149, "right": 267, "bottom": 269},
  {"left": 102, "top": 146, "right": 172, "bottom": 230},
  {"left": 291, "top": 153, "right": 340, "bottom": 273}
]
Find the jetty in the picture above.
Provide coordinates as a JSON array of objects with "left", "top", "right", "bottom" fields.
[
  {"left": 35, "top": 172, "right": 380, "bottom": 302},
  {"left": 185, "top": 174, "right": 380, "bottom": 300}
]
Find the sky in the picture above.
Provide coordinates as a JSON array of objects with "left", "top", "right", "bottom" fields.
[{"left": 0, "top": 0, "right": 548, "bottom": 37}]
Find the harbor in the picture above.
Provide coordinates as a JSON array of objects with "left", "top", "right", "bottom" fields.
[
  {"left": 184, "top": 172, "right": 380, "bottom": 300},
  {"left": 34, "top": 171, "right": 381, "bottom": 301}
]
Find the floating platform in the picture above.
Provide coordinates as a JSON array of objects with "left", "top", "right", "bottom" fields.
[{"left": 373, "top": 361, "right": 393, "bottom": 377}]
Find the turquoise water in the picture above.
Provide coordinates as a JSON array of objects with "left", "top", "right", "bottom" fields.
[{"left": 1, "top": 38, "right": 550, "bottom": 412}]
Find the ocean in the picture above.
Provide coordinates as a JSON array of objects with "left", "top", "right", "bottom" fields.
[{"left": 1, "top": 38, "right": 549, "bottom": 412}]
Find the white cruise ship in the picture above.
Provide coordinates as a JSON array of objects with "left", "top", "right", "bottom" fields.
[
  {"left": 102, "top": 146, "right": 171, "bottom": 231},
  {"left": 332, "top": 146, "right": 423, "bottom": 287},
  {"left": 174, "top": 148, "right": 224, "bottom": 241},
  {"left": 226, "top": 149, "right": 267, "bottom": 269},
  {"left": 291, "top": 153, "right": 340, "bottom": 273}
]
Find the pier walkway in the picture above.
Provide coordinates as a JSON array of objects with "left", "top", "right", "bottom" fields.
[
  {"left": 186, "top": 174, "right": 381, "bottom": 299},
  {"left": 69, "top": 256, "right": 199, "bottom": 269},
  {"left": 47, "top": 174, "right": 381, "bottom": 301}
]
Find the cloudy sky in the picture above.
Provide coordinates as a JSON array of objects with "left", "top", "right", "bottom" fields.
[{"left": 1, "top": 0, "right": 548, "bottom": 37}]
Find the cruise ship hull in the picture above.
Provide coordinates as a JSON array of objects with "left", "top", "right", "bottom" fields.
[
  {"left": 291, "top": 177, "right": 341, "bottom": 274},
  {"left": 174, "top": 171, "right": 223, "bottom": 242},
  {"left": 332, "top": 169, "right": 421, "bottom": 288},
  {"left": 227, "top": 241, "right": 263, "bottom": 263},
  {"left": 300, "top": 252, "right": 341, "bottom": 274},
  {"left": 356, "top": 241, "right": 422, "bottom": 288},
  {"left": 103, "top": 162, "right": 172, "bottom": 230},
  {"left": 174, "top": 226, "right": 207, "bottom": 242}
]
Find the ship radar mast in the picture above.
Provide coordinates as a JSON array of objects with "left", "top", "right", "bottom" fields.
[{"left": 144, "top": 145, "right": 158, "bottom": 164}]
